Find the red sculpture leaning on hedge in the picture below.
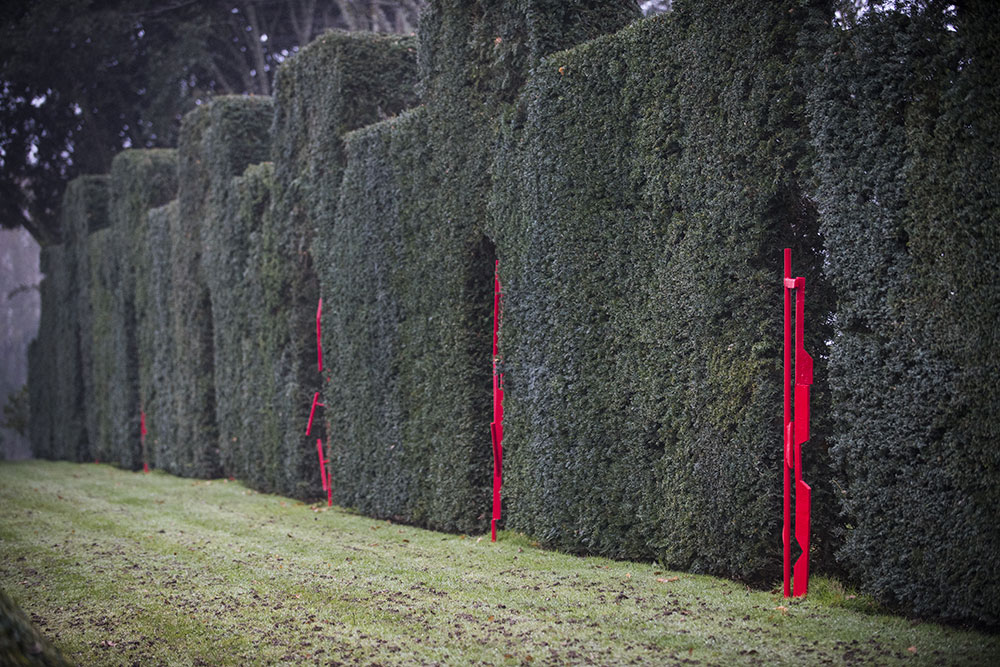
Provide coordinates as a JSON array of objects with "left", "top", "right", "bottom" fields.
[
  {"left": 783, "top": 248, "right": 813, "bottom": 597},
  {"left": 491, "top": 261, "right": 505, "bottom": 542}
]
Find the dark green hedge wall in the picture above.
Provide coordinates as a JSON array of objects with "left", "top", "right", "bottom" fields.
[
  {"left": 808, "top": 3, "right": 1000, "bottom": 625},
  {"left": 262, "top": 31, "right": 418, "bottom": 499},
  {"left": 29, "top": 177, "right": 109, "bottom": 463},
  {"left": 167, "top": 108, "right": 220, "bottom": 478},
  {"left": 195, "top": 96, "right": 274, "bottom": 479},
  {"left": 64, "top": 176, "right": 110, "bottom": 463},
  {"left": 327, "top": 109, "right": 496, "bottom": 531},
  {"left": 28, "top": 245, "right": 64, "bottom": 460},
  {"left": 490, "top": 0, "right": 833, "bottom": 581},
  {"left": 87, "top": 227, "right": 116, "bottom": 463},
  {"left": 145, "top": 201, "right": 177, "bottom": 469},
  {"left": 223, "top": 162, "right": 275, "bottom": 484},
  {"left": 109, "top": 149, "right": 178, "bottom": 470}
]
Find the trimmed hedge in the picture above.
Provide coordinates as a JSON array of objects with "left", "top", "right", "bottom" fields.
[
  {"left": 808, "top": 3, "right": 1000, "bottom": 624},
  {"left": 144, "top": 201, "right": 177, "bottom": 469},
  {"left": 29, "top": 177, "right": 110, "bottom": 462},
  {"left": 109, "top": 149, "right": 178, "bottom": 470},
  {"left": 162, "top": 108, "right": 221, "bottom": 478},
  {"left": 224, "top": 162, "right": 275, "bottom": 484},
  {"left": 87, "top": 227, "right": 116, "bottom": 464},
  {"left": 490, "top": 1, "right": 834, "bottom": 581},
  {"left": 64, "top": 176, "right": 110, "bottom": 463},
  {"left": 194, "top": 96, "right": 274, "bottom": 479},
  {"left": 327, "top": 108, "right": 496, "bottom": 531},
  {"left": 263, "top": 31, "right": 418, "bottom": 499},
  {"left": 319, "top": 2, "right": 637, "bottom": 531},
  {"left": 27, "top": 245, "right": 64, "bottom": 460}
]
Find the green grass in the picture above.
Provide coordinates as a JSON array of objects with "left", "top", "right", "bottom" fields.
[{"left": 1, "top": 461, "right": 996, "bottom": 665}]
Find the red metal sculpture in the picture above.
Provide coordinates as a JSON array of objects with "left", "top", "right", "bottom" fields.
[
  {"left": 141, "top": 410, "right": 149, "bottom": 473},
  {"left": 783, "top": 248, "right": 813, "bottom": 597},
  {"left": 491, "top": 260, "right": 505, "bottom": 542},
  {"left": 305, "top": 391, "right": 323, "bottom": 436},
  {"left": 316, "top": 438, "right": 332, "bottom": 506},
  {"left": 316, "top": 298, "right": 323, "bottom": 373},
  {"left": 312, "top": 297, "right": 330, "bottom": 504}
]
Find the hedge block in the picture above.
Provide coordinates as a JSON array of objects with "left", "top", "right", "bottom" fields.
[
  {"left": 87, "top": 228, "right": 116, "bottom": 463},
  {"left": 144, "top": 201, "right": 177, "bottom": 469},
  {"left": 261, "top": 31, "right": 418, "bottom": 499},
  {"left": 194, "top": 96, "right": 274, "bottom": 478},
  {"left": 808, "top": 3, "right": 1000, "bottom": 624},
  {"left": 164, "top": 107, "right": 219, "bottom": 478},
  {"left": 490, "top": 1, "right": 833, "bottom": 580},
  {"left": 109, "top": 149, "right": 178, "bottom": 470},
  {"left": 63, "top": 175, "right": 110, "bottom": 462},
  {"left": 27, "top": 245, "right": 64, "bottom": 460}
]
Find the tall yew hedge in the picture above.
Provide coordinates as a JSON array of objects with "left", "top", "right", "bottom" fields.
[
  {"left": 109, "top": 149, "right": 178, "bottom": 470},
  {"left": 491, "top": 0, "right": 833, "bottom": 581},
  {"left": 64, "top": 176, "right": 109, "bottom": 463},
  {"left": 25, "top": 0, "right": 999, "bottom": 627},
  {"left": 166, "top": 109, "right": 219, "bottom": 478},
  {"left": 265, "top": 31, "right": 418, "bottom": 499},
  {"left": 808, "top": 2, "right": 1000, "bottom": 624},
  {"left": 195, "top": 96, "right": 274, "bottom": 479}
]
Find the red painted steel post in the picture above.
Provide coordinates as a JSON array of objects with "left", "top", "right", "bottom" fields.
[
  {"left": 305, "top": 391, "right": 321, "bottom": 436},
  {"left": 793, "top": 274, "right": 813, "bottom": 596},
  {"left": 783, "top": 250, "right": 792, "bottom": 597},
  {"left": 316, "top": 298, "right": 323, "bottom": 373},
  {"left": 316, "top": 438, "right": 328, "bottom": 493},
  {"left": 141, "top": 410, "right": 149, "bottom": 474},
  {"left": 491, "top": 261, "right": 504, "bottom": 542},
  {"left": 782, "top": 249, "right": 813, "bottom": 597}
]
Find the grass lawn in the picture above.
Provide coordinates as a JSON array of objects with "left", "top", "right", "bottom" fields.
[{"left": 0, "top": 460, "right": 996, "bottom": 665}]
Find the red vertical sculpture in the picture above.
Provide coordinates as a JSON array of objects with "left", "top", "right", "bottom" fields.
[
  {"left": 783, "top": 248, "right": 813, "bottom": 597},
  {"left": 310, "top": 297, "right": 331, "bottom": 504},
  {"left": 141, "top": 410, "right": 149, "bottom": 473},
  {"left": 491, "top": 261, "right": 504, "bottom": 542},
  {"left": 316, "top": 438, "right": 331, "bottom": 506},
  {"left": 316, "top": 298, "right": 324, "bottom": 373}
]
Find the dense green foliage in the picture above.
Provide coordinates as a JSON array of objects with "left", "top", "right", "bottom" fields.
[
  {"left": 328, "top": 109, "right": 494, "bottom": 531},
  {"left": 161, "top": 109, "right": 220, "bottom": 478},
  {"left": 194, "top": 96, "right": 274, "bottom": 480},
  {"left": 27, "top": 245, "right": 63, "bottom": 461},
  {"left": 63, "top": 177, "right": 110, "bottom": 463},
  {"left": 109, "top": 150, "right": 178, "bottom": 471},
  {"left": 29, "top": 178, "right": 111, "bottom": 463},
  {"left": 267, "top": 31, "right": 419, "bottom": 499},
  {"left": 807, "top": 2, "right": 1000, "bottom": 625},
  {"left": 86, "top": 228, "right": 116, "bottom": 464},
  {"left": 491, "top": 1, "right": 833, "bottom": 582},
  {"left": 26, "top": 0, "right": 999, "bottom": 626},
  {"left": 144, "top": 202, "right": 177, "bottom": 469},
  {"left": 223, "top": 162, "right": 275, "bottom": 485}
]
